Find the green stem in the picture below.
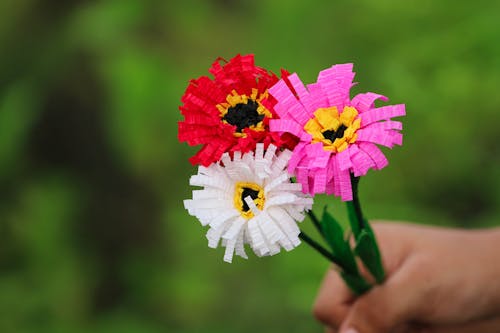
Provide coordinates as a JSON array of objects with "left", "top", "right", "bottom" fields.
[
  {"left": 299, "top": 231, "right": 372, "bottom": 295},
  {"left": 346, "top": 175, "right": 363, "bottom": 238},
  {"left": 307, "top": 210, "right": 324, "bottom": 237},
  {"left": 350, "top": 174, "right": 366, "bottom": 231},
  {"left": 346, "top": 173, "right": 386, "bottom": 284},
  {"left": 298, "top": 231, "right": 341, "bottom": 266}
]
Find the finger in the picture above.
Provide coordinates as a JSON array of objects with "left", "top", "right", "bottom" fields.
[
  {"left": 339, "top": 261, "right": 424, "bottom": 333},
  {"left": 314, "top": 267, "right": 354, "bottom": 328}
]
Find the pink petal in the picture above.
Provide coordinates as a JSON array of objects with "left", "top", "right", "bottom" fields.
[
  {"left": 288, "top": 142, "right": 307, "bottom": 172},
  {"left": 288, "top": 102, "right": 313, "bottom": 127},
  {"left": 295, "top": 166, "right": 311, "bottom": 194},
  {"left": 287, "top": 74, "right": 319, "bottom": 118},
  {"left": 268, "top": 79, "right": 299, "bottom": 118},
  {"left": 363, "top": 120, "right": 403, "bottom": 131},
  {"left": 351, "top": 92, "right": 388, "bottom": 113},
  {"left": 387, "top": 130, "right": 403, "bottom": 146},
  {"left": 310, "top": 148, "right": 331, "bottom": 169},
  {"left": 350, "top": 147, "right": 376, "bottom": 177},
  {"left": 357, "top": 142, "right": 388, "bottom": 170},
  {"left": 312, "top": 166, "right": 328, "bottom": 194},
  {"left": 357, "top": 128, "right": 402, "bottom": 148},
  {"left": 326, "top": 179, "right": 336, "bottom": 195},
  {"left": 270, "top": 76, "right": 311, "bottom": 126},
  {"left": 269, "top": 119, "right": 304, "bottom": 137},
  {"left": 336, "top": 164, "right": 353, "bottom": 201},
  {"left": 305, "top": 142, "right": 324, "bottom": 160},
  {"left": 330, "top": 156, "right": 341, "bottom": 196},
  {"left": 286, "top": 73, "right": 309, "bottom": 99},
  {"left": 306, "top": 82, "right": 330, "bottom": 109},
  {"left": 359, "top": 104, "right": 406, "bottom": 126},
  {"left": 336, "top": 147, "right": 353, "bottom": 171},
  {"left": 326, "top": 157, "right": 337, "bottom": 195},
  {"left": 317, "top": 63, "right": 355, "bottom": 109}
]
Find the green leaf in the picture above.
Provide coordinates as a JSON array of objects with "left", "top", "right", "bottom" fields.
[
  {"left": 321, "top": 209, "right": 358, "bottom": 275},
  {"left": 354, "top": 228, "right": 386, "bottom": 283}
]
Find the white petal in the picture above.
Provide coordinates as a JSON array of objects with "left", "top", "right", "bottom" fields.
[
  {"left": 266, "top": 193, "right": 299, "bottom": 207},
  {"left": 263, "top": 144, "right": 277, "bottom": 163},
  {"left": 185, "top": 198, "right": 228, "bottom": 209},
  {"left": 206, "top": 224, "right": 227, "bottom": 248},
  {"left": 284, "top": 204, "right": 306, "bottom": 223},
  {"left": 223, "top": 238, "right": 237, "bottom": 263},
  {"left": 268, "top": 207, "right": 301, "bottom": 246},
  {"left": 254, "top": 143, "right": 268, "bottom": 179},
  {"left": 247, "top": 218, "right": 270, "bottom": 257},
  {"left": 256, "top": 211, "right": 284, "bottom": 244},
  {"left": 268, "top": 243, "right": 281, "bottom": 256},
  {"left": 235, "top": 230, "right": 248, "bottom": 259},
  {"left": 192, "top": 189, "right": 226, "bottom": 200},
  {"left": 271, "top": 182, "right": 303, "bottom": 192},
  {"left": 209, "top": 210, "right": 240, "bottom": 229},
  {"left": 222, "top": 216, "right": 246, "bottom": 241},
  {"left": 264, "top": 173, "right": 290, "bottom": 192},
  {"left": 190, "top": 174, "right": 230, "bottom": 191},
  {"left": 270, "top": 149, "right": 292, "bottom": 179},
  {"left": 244, "top": 196, "right": 261, "bottom": 217}
]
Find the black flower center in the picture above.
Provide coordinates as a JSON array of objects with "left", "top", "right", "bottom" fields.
[
  {"left": 222, "top": 100, "right": 264, "bottom": 132},
  {"left": 241, "top": 187, "right": 260, "bottom": 212},
  {"left": 322, "top": 124, "right": 348, "bottom": 142}
]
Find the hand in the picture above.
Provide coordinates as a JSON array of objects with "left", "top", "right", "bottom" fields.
[{"left": 313, "top": 222, "right": 500, "bottom": 333}]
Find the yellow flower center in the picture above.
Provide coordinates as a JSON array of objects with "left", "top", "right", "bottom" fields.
[
  {"left": 233, "top": 182, "right": 265, "bottom": 219},
  {"left": 217, "top": 88, "right": 272, "bottom": 138},
  {"left": 304, "top": 106, "right": 361, "bottom": 153}
]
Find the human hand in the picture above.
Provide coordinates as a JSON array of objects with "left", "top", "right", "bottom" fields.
[{"left": 313, "top": 222, "right": 500, "bottom": 333}]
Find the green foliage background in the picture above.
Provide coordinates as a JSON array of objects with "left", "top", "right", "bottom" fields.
[{"left": 0, "top": 0, "right": 499, "bottom": 332}]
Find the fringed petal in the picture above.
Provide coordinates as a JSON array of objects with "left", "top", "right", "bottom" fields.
[
  {"left": 359, "top": 104, "right": 406, "bottom": 126},
  {"left": 358, "top": 142, "right": 389, "bottom": 170},
  {"left": 350, "top": 92, "right": 388, "bottom": 113},
  {"left": 317, "top": 63, "right": 355, "bottom": 109}
]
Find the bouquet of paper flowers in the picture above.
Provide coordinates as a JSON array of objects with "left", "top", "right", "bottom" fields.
[{"left": 179, "top": 54, "right": 405, "bottom": 295}]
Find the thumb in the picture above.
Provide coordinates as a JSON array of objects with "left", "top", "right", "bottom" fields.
[{"left": 339, "top": 269, "right": 420, "bottom": 333}]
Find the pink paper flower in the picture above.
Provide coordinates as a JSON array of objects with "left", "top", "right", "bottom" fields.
[{"left": 268, "top": 63, "right": 405, "bottom": 201}]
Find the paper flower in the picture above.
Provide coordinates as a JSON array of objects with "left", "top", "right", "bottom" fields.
[
  {"left": 268, "top": 63, "right": 405, "bottom": 201},
  {"left": 178, "top": 54, "right": 297, "bottom": 167},
  {"left": 183, "top": 144, "right": 313, "bottom": 263}
]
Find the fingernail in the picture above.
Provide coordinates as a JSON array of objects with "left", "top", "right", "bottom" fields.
[{"left": 344, "top": 328, "right": 359, "bottom": 333}]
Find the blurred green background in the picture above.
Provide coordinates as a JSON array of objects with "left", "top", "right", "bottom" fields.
[{"left": 0, "top": 0, "right": 499, "bottom": 332}]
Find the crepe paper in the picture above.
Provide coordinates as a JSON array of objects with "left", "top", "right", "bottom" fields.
[
  {"left": 184, "top": 143, "right": 313, "bottom": 263},
  {"left": 340, "top": 271, "right": 372, "bottom": 296},
  {"left": 297, "top": 232, "right": 343, "bottom": 265},
  {"left": 346, "top": 175, "right": 386, "bottom": 283},
  {"left": 321, "top": 210, "right": 358, "bottom": 275},
  {"left": 345, "top": 176, "right": 364, "bottom": 238},
  {"left": 268, "top": 63, "right": 406, "bottom": 200},
  {"left": 178, "top": 54, "right": 298, "bottom": 167},
  {"left": 355, "top": 228, "right": 385, "bottom": 284}
]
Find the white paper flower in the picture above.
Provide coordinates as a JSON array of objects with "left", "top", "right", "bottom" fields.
[{"left": 184, "top": 143, "right": 313, "bottom": 262}]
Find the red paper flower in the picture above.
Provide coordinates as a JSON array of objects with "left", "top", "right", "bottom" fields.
[{"left": 178, "top": 54, "right": 297, "bottom": 166}]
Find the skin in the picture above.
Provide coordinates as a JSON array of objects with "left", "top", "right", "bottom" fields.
[{"left": 313, "top": 222, "right": 500, "bottom": 333}]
